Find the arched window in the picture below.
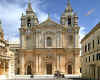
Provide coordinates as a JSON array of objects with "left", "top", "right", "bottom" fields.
[
  {"left": 68, "top": 17, "right": 71, "bottom": 26},
  {"left": 68, "top": 65, "right": 72, "bottom": 74},
  {"left": 27, "top": 19, "right": 31, "bottom": 27},
  {"left": 47, "top": 37, "right": 52, "bottom": 47}
]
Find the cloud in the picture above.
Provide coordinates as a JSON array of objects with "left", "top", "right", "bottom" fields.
[
  {"left": 85, "top": 8, "right": 95, "bottom": 16},
  {"left": 79, "top": 26, "right": 87, "bottom": 41},
  {"left": 0, "top": 0, "right": 48, "bottom": 43},
  {"left": 79, "top": 26, "right": 87, "bottom": 48}
]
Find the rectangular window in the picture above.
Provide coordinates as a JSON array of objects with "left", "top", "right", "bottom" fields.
[
  {"left": 96, "top": 54, "right": 100, "bottom": 61},
  {"left": 93, "top": 40, "right": 94, "bottom": 48},
  {"left": 97, "top": 37, "right": 100, "bottom": 45},
  {"left": 98, "top": 40, "right": 100, "bottom": 44},
  {"left": 99, "top": 54, "right": 100, "bottom": 60},
  {"left": 93, "top": 55, "right": 95, "bottom": 61},
  {"left": 80, "top": 68, "right": 82, "bottom": 73},
  {"left": 88, "top": 44, "right": 89, "bottom": 51},
  {"left": 86, "top": 57, "right": 87, "bottom": 62},
  {"left": 89, "top": 56, "right": 90, "bottom": 62},
  {"left": 88, "top": 43, "right": 91, "bottom": 51},
  {"left": 85, "top": 45, "right": 87, "bottom": 52},
  {"left": 96, "top": 54, "right": 98, "bottom": 61}
]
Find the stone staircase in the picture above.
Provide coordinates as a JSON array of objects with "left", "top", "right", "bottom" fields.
[{"left": 0, "top": 75, "right": 81, "bottom": 80}]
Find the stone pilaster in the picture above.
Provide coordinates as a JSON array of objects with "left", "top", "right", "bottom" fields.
[
  {"left": 36, "top": 56, "right": 39, "bottom": 74},
  {"left": 57, "top": 56, "right": 60, "bottom": 71},
  {"left": 20, "top": 53, "right": 25, "bottom": 75},
  {"left": 60, "top": 56, "right": 65, "bottom": 73},
  {"left": 39, "top": 56, "right": 42, "bottom": 74},
  {"left": 74, "top": 53, "right": 80, "bottom": 74},
  {"left": 8, "top": 53, "right": 15, "bottom": 79}
]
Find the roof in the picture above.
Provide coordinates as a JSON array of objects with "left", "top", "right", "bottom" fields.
[
  {"left": 39, "top": 17, "right": 62, "bottom": 27},
  {"left": 81, "top": 22, "right": 100, "bottom": 43}
]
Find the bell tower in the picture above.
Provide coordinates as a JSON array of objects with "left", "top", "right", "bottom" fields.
[
  {"left": 20, "top": 0, "right": 39, "bottom": 49},
  {"left": 60, "top": 0, "right": 77, "bottom": 27},
  {"left": 60, "top": 0, "right": 78, "bottom": 27},
  {"left": 21, "top": 0, "right": 39, "bottom": 28},
  {"left": 61, "top": 0, "right": 80, "bottom": 48}
]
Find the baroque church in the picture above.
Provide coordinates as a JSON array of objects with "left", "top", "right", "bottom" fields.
[{"left": 15, "top": 0, "right": 80, "bottom": 75}]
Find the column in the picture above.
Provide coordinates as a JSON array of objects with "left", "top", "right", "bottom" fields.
[
  {"left": 39, "top": 56, "right": 42, "bottom": 74},
  {"left": 62, "top": 32, "right": 64, "bottom": 48},
  {"left": 60, "top": 56, "right": 65, "bottom": 73},
  {"left": 74, "top": 53, "right": 80, "bottom": 74},
  {"left": 57, "top": 56, "right": 60, "bottom": 71},
  {"left": 8, "top": 54, "right": 15, "bottom": 79},
  {"left": 22, "top": 54, "right": 25, "bottom": 74},
  {"left": 37, "top": 31, "right": 39, "bottom": 48},
  {"left": 35, "top": 31, "right": 37, "bottom": 48},
  {"left": 38, "top": 31, "right": 41, "bottom": 48},
  {"left": 36, "top": 56, "right": 39, "bottom": 74},
  {"left": 4, "top": 60, "right": 6, "bottom": 73},
  {"left": 74, "top": 30, "right": 79, "bottom": 48},
  {"left": 56, "top": 32, "right": 58, "bottom": 48},
  {"left": 53, "top": 56, "right": 57, "bottom": 73},
  {"left": 59, "top": 32, "right": 62, "bottom": 48},
  {"left": 21, "top": 33, "right": 26, "bottom": 49}
]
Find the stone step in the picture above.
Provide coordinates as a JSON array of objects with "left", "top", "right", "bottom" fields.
[{"left": 0, "top": 75, "right": 81, "bottom": 80}]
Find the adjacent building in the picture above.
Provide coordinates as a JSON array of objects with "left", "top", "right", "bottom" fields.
[
  {"left": 0, "top": 20, "right": 15, "bottom": 78},
  {"left": 15, "top": 0, "right": 80, "bottom": 75},
  {"left": 81, "top": 22, "right": 100, "bottom": 80}
]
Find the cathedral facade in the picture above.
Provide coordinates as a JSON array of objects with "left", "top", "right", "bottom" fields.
[{"left": 16, "top": 0, "right": 80, "bottom": 75}]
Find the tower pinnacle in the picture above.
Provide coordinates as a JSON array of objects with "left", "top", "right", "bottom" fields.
[
  {"left": 47, "top": 13, "right": 51, "bottom": 20},
  {"left": 26, "top": 0, "right": 33, "bottom": 13},
  {"left": 65, "top": 0, "right": 73, "bottom": 12},
  {"left": 67, "top": 0, "right": 70, "bottom": 6},
  {"left": 28, "top": 0, "right": 31, "bottom": 3}
]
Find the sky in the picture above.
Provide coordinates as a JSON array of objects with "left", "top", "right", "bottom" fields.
[{"left": 0, "top": 0, "right": 100, "bottom": 43}]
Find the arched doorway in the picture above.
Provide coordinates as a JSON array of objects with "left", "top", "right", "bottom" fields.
[
  {"left": 27, "top": 64, "right": 32, "bottom": 75},
  {"left": 68, "top": 65, "right": 72, "bottom": 74},
  {"left": 46, "top": 64, "right": 52, "bottom": 74}
]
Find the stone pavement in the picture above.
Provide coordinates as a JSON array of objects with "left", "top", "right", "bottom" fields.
[
  {"left": 0, "top": 78, "right": 89, "bottom": 80},
  {"left": 0, "top": 75, "right": 88, "bottom": 80}
]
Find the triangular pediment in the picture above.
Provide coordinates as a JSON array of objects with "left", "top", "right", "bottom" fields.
[{"left": 39, "top": 18, "right": 61, "bottom": 27}]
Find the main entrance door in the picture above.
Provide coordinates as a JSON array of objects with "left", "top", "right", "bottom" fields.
[
  {"left": 27, "top": 64, "right": 32, "bottom": 75},
  {"left": 98, "top": 67, "right": 100, "bottom": 80},
  {"left": 68, "top": 65, "right": 72, "bottom": 74},
  {"left": 46, "top": 64, "right": 52, "bottom": 74}
]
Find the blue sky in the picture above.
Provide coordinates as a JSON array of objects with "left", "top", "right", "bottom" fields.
[{"left": 0, "top": 0, "right": 100, "bottom": 43}]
